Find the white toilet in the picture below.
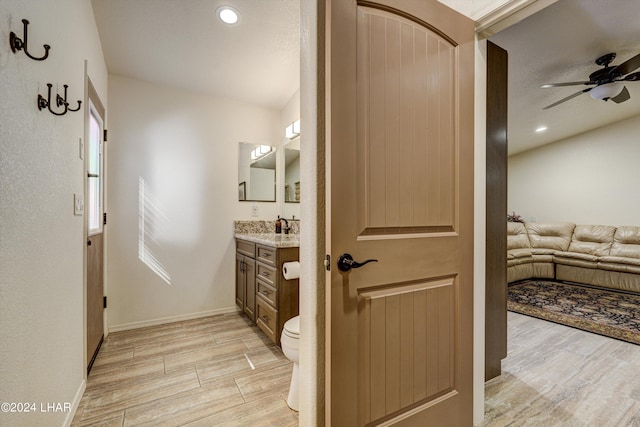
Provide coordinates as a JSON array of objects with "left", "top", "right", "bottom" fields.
[{"left": 280, "top": 315, "right": 300, "bottom": 411}]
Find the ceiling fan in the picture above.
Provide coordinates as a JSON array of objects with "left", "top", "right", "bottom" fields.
[{"left": 541, "top": 52, "right": 640, "bottom": 110}]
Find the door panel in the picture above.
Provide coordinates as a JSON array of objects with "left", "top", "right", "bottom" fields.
[
  {"left": 357, "top": 7, "right": 456, "bottom": 234},
  {"left": 357, "top": 278, "right": 455, "bottom": 425},
  {"left": 236, "top": 253, "right": 245, "bottom": 308},
  {"left": 244, "top": 258, "right": 256, "bottom": 321},
  {"left": 87, "top": 233, "right": 104, "bottom": 370},
  {"left": 329, "top": 0, "right": 475, "bottom": 425}
]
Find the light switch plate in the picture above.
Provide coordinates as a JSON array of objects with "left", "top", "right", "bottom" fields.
[
  {"left": 79, "top": 138, "right": 84, "bottom": 160},
  {"left": 251, "top": 204, "right": 259, "bottom": 217},
  {"left": 74, "top": 193, "right": 84, "bottom": 215}
]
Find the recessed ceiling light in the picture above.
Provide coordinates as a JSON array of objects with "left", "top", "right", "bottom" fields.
[
  {"left": 217, "top": 6, "right": 239, "bottom": 25},
  {"left": 535, "top": 126, "right": 547, "bottom": 133}
]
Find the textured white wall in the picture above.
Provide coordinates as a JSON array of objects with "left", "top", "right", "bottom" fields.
[
  {"left": 508, "top": 115, "right": 640, "bottom": 226},
  {"left": 106, "top": 75, "right": 281, "bottom": 330},
  {"left": 279, "top": 89, "right": 301, "bottom": 220},
  {"left": 0, "top": 1, "right": 107, "bottom": 426}
]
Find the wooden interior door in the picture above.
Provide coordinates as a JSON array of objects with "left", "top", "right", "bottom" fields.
[
  {"left": 328, "top": 0, "right": 475, "bottom": 425},
  {"left": 87, "top": 80, "right": 105, "bottom": 374}
]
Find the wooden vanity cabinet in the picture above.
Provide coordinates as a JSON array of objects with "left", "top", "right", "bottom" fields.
[
  {"left": 235, "top": 239, "right": 299, "bottom": 346},
  {"left": 255, "top": 244, "right": 299, "bottom": 346},
  {"left": 235, "top": 240, "right": 256, "bottom": 322}
]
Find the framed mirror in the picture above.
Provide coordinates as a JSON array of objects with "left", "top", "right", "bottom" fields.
[
  {"left": 283, "top": 140, "right": 300, "bottom": 203},
  {"left": 238, "top": 142, "right": 276, "bottom": 202}
]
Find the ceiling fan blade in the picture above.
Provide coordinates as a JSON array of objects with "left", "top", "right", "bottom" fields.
[
  {"left": 611, "top": 86, "right": 630, "bottom": 104},
  {"left": 610, "top": 52, "right": 640, "bottom": 76},
  {"left": 540, "top": 81, "right": 593, "bottom": 88},
  {"left": 623, "top": 71, "right": 640, "bottom": 82},
  {"left": 542, "top": 88, "right": 592, "bottom": 110}
]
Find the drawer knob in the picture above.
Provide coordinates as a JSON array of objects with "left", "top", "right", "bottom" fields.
[{"left": 261, "top": 315, "right": 269, "bottom": 322}]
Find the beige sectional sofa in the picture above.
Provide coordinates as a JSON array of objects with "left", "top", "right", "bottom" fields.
[{"left": 507, "top": 222, "right": 640, "bottom": 293}]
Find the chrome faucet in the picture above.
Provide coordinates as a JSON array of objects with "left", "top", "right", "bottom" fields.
[{"left": 281, "top": 217, "right": 290, "bottom": 234}]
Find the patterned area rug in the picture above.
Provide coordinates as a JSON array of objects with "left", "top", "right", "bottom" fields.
[{"left": 508, "top": 280, "right": 640, "bottom": 345}]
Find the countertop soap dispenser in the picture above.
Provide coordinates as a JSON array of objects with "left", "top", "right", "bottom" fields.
[{"left": 275, "top": 216, "right": 282, "bottom": 234}]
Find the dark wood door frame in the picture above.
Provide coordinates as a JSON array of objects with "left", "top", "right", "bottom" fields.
[{"left": 485, "top": 40, "right": 508, "bottom": 381}]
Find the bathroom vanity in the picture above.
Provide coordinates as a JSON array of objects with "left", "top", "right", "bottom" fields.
[{"left": 235, "top": 234, "right": 299, "bottom": 346}]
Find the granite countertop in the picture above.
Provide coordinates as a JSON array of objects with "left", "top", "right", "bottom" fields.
[{"left": 235, "top": 232, "right": 300, "bottom": 248}]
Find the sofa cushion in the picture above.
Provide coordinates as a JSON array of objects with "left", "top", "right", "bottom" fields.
[
  {"left": 525, "top": 222, "right": 575, "bottom": 251},
  {"left": 532, "top": 254, "right": 553, "bottom": 263},
  {"left": 508, "top": 257, "right": 534, "bottom": 267},
  {"left": 567, "top": 225, "right": 616, "bottom": 257},
  {"left": 508, "top": 248, "right": 533, "bottom": 259},
  {"left": 554, "top": 251, "right": 599, "bottom": 263},
  {"left": 507, "top": 222, "right": 530, "bottom": 250},
  {"left": 599, "top": 256, "right": 640, "bottom": 267},
  {"left": 531, "top": 248, "right": 555, "bottom": 255},
  {"left": 598, "top": 261, "right": 640, "bottom": 275},
  {"left": 553, "top": 253, "right": 599, "bottom": 269},
  {"left": 610, "top": 226, "right": 640, "bottom": 259}
]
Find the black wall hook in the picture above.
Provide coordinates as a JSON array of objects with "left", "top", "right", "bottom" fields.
[
  {"left": 38, "top": 84, "right": 82, "bottom": 116},
  {"left": 10, "top": 19, "right": 51, "bottom": 61}
]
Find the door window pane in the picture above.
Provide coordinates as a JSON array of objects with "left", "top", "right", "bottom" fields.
[{"left": 88, "top": 106, "right": 102, "bottom": 234}]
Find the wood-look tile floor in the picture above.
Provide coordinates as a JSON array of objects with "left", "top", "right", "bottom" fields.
[
  {"left": 71, "top": 313, "right": 298, "bottom": 427},
  {"left": 73, "top": 310, "right": 640, "bottom": 426},
  {"left": 481, "top": 311, "right": 640, "bottom": 427}
]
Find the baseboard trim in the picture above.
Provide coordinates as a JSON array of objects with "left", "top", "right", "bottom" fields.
[
  {"left": 63, "top": 379, "right": 86, "bottom": 427},
  {"left": 108, "top": 307, "right": 240, "bottom": 332}
]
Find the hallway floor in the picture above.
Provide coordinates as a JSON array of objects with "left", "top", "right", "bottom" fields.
[
  {"left": 71, "top": 312, "right": 297, "bottom": 426},
  {"left": 72, "top": 310, "right": 640, "bottom": 426},
  {"left": 482, "top": 311, "right": 640, "bottom": 426}
]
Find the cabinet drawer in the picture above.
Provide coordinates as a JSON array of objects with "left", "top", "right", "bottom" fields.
[
  {"left": 256, "top": 297, "right": 277, "bottom": 343},
  {"left": 256, "top": 245, "right": 276, "bottom": 267},
  {"left": 256, "top": 262, "right": 277, "bottom": 286},
  {"left": 236, "top": 240, "right": 256, "bottom": 257},
  {"left": 257, "top": 279, "right": 278, "bottom": 308}
]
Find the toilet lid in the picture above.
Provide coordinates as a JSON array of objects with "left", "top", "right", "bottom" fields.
[{"left": 283, "top": 315, "right": 300, "bottom": 337}]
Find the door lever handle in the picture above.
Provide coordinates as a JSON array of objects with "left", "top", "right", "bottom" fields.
[{"left": 337, "top": 253, "right": 378, "bottom": 272}]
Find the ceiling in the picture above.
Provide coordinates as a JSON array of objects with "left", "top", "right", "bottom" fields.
[
  {"left": 91, "top": 0, "right": 640, "bottom": 154},
  {"left": 91, "top": 0, "right": 300, "bottom": 110},
  {"left": 490, "top": 0, "right": 640, "bottom": 155}
]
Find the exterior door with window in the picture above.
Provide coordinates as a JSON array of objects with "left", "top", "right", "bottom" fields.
[
  {"left": 87, "top": 82, "right": 105, "bottom": 374},
  {"left": 328, "top": 0, "right": 475, "bottom": 425}
]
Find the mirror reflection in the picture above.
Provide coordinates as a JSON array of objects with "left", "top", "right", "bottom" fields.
[
  {"left": 284, "top": 142, "right": 300, "bottom": 203},
  {"left": 238, "top": 142, "right": 276, "bottom": 202}
]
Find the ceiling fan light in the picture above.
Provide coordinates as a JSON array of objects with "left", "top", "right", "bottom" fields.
[{"left": 590, "top": 82, "right": 624, "bottom": 101}]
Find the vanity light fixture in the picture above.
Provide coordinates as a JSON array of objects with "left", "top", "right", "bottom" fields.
[
  {"left": 217, "top": 6, "right": 240, "bottom": 25},
  {"left": 285, "top": 119, "right": 301, "bottom": 139},
  {"left": 535, "top": 126, "right": 547, "bottom": 133},
  {"left": 250, "top": 145, "right": 273, "bottom": 161}
]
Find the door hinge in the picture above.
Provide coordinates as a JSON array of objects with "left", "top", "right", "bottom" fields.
[
  {"left": 103, "top": 296, "right": 107, "bottom": 309},
  {"left": 103, "top": 212, "right": 107, "bottom": 225},
  {"left": 324, "top": 254, "right": 331, "bottom": 271},
  {"left": 103, "top": 129, "right": 108, "bottom": 142}
]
